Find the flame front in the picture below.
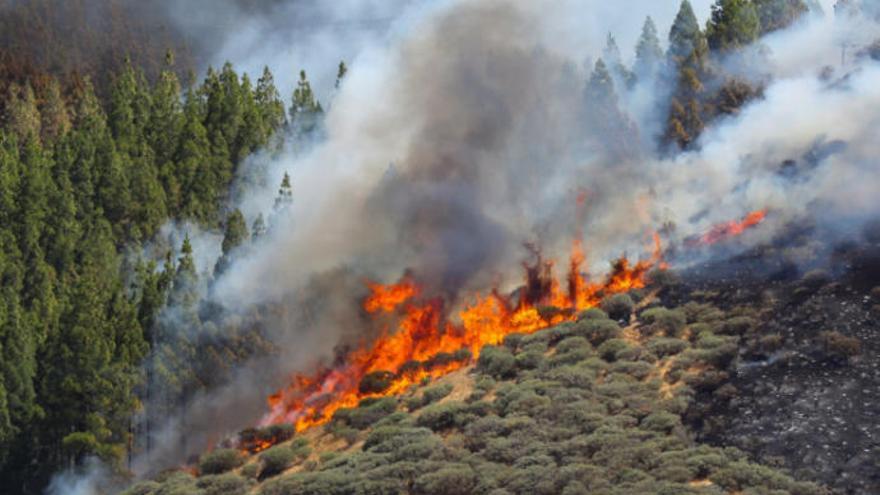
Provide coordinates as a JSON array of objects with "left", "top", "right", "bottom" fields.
[
  {"left": 690, "top": 209, "right": 768, "bottom": 246},
  {"left": 259, "top": 239, "right": 664, "bottom": 434}
]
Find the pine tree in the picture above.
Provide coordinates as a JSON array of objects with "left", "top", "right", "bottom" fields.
[
  {"left": 39, "top": 79, "right": 71, "bottom": 145},
  {"left": 706, "top": 0, "right": 761, "bottom": 53},
  {"left": 665, "top": 0, "right": 711, "bottom": 150},
  {"left": 289, "top": 70, "right": 323, "bottom": 136},
  {"left": 634, "top": 17, "right": 664, "bottom": 80},
  {"left": 584, "top": 59, "right": 637, "bottom": 159},
  {"left": 754, "top": 0, "right": 808, "bottom": 34},
  {"left": 335, "top": 61, "right": 348, "bottom": 89},
  {"left": 252, "top": 213, "right": 267, "bottom": 240},
  {"left": 4, "top": 83, "right": 41, "bottom": 145},
  {"left": 169, "top": 234, "right": 200, "bottom": 313},
  {"left": 274, "top": 172, "right": 293, "bottom": 212},
  {"left": 603, "top": 33, "right": 634, "bottom": 89},
  {"left": 669, "top": 0, "right": 709, "bottom": 63},
  {"left": 214, "top": 209, "right": 249, "bottom": 277},
  {"left": 255, "top": 66, "right": 287, "bottom": 137}
]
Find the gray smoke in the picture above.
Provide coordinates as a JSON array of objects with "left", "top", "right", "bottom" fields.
[{"left": 111, "top": 0, "right": 880, "bottom": 485}]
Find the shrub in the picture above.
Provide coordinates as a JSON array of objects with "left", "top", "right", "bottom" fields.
[
  {"left": 199, "top": 448, "right": 244, "bottom": 475},
  {"left": 646, "top": 337, "right": 688, "bottom": 357},
  {"left": 407, "top": 383, "right": 453, "bottom": 410},
  {"left": 503, "top": 333, "right": 525, "bottom": 351},
  {"left": 259, "top": 446, "right": 296, "bottom": 479},
  {"left": 417, "top": 401, "right": 471, "bottom": 431},
  {"left": 577, "top": 308, "right": 609, "bottom": 321},
  {"left": 240, "top": 463, "right": 259, "bottom": 480},
  {"left": 238, "top": 424, "right": 294, "bottom": 453},
  {"left": 572, "top": 318, "right": 620, "bottom": 346},
  {"left": 640, "top": 411, "right": 680, "bottom": 433},
  {"left": 413, "top": 464, "right": 478, "bottom": 495},
  {"left": 597, "top": 339, "right": 630, "bottom": 362},
  {"left": 601, "top": 294, "right": 635, "bottom": 322},
  {"left": 515, "top": 349, "right": 545, "bottom": 371},
  {"left": 196, "top": 473, "right": 252, "bottom": 495},
  {"left": 640, "top": 307, "right": 686, "bottom": 336},
  {"left": 610, "top": 361, "right": 653, "bottom": 380},
  {"left": 358, "top": 370, "right": 395, "bottom": 395},
  {"left": 556, "top": 336, "right": 591, "bottom": 355},
  {"left": 819, "top": 331, "right": 861, "bottom": 363},
  {"left": 716, "top": 316, "right": 755, "bottom": 336},
  {"left": 477, "top": 346, "right": 516, "bottom": 378},
  {"left": 333, "top": 396, "right": 397, "bottom": 429}
]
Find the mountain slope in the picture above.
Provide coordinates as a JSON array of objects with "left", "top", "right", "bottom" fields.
[{"left": 122, "top": 289, "right": 828, "bottom": 495}]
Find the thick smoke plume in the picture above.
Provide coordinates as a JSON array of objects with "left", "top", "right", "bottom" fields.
[{"left": 118, "top": 0, "right": 880, "bottom": 481}]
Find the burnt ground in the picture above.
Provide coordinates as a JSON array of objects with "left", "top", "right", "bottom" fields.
[{"left": 673, "top": 243, "right": 880, "bottom": 495}]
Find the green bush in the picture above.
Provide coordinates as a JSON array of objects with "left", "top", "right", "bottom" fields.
[
  {"left": 640, "top": 307, "right": 686, "bottom": 336},
  {"left": 515, "top": 349, "right": 546, "bottom": 371},
  {"left": 416, "top": 401, "right": 471, "bottom": 431},
  {"left": 571, "top": 318, "right": 620, "bottom": 345},
  {"left": 577, "top": 307, "right": 609, "bottom": 320},
  {"left": 646, "top": 337, "right": 688, "bottom": 357},
  {"left": 260, "top": 445, "right": 296, "bottom": 479},
  {"left": 601, "top": 294, "right": 635, "bottom": 322},
  {"left": 413, "top": 464, "right": 478, "bottom": 495},
  {"left": 199, "top": 448, "right": 245, "bottom": 475},
  {"left": 333, "top": 396, "right": 397, "bottom": 429},
  {"left": 196, "top": 473, "right": 253, "bottom": 495},
  {"left": 641, "top": 411, "right": 680, "bottom": 433},
  {"left": 477, "top": 346, "right": 516, "bottom": 378},
  {"left": 597, "top": 339, "right": 630, "bottom": 362},
  {"left": 716, "top": 316, "right": 756, "bottom": 336}
]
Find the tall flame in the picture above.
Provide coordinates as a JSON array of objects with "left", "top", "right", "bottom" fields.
[{"left": 259, "top": 239, "right": 664, "bottom": 434}]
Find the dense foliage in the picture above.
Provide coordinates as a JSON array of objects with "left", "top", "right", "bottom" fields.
[{"left": 0, "top": 53, "right": 307, "bottom": 492}]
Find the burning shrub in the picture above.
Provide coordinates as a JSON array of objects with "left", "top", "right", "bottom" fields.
[
  {"left": 639, "top": 307, "right": 686, "bottom": 336},
  {"left": 571, "top": 318, "right": 620, "bottom": 346},
  {"left": 259, "top": 446, "right": 296, "bottom": 479},
  {"left": 199, "top": 448, "right": 245, "bottom": 475},
  {"left": 818, "top": 331, "right": 861, "bottom": 364},
  {"left": 477, "top": 345, "right": 516, "bottom": 378},
  {"left": 239, "top": 424, "right": 295, "bottom": 454},
  {"left": 358, "top": 370, "right": 395, "bottom": 395},
  {"left": 601, "top": 293, "right": 634, "bottom": 322},
  {"left": 196, "top": 473, "right": 253, "bottom": 495}
]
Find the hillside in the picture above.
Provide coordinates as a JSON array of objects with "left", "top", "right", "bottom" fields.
[{"left": 121, "top": 276, "right": 859, "bottom": 495}]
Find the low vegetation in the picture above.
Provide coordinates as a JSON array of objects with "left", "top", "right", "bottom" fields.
[{"left": 129, "top": 295, "right": 826, "bottom": 495}]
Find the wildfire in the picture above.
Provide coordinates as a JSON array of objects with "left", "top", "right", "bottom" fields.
[
  {"left": 689, "top": 209, "right": 768, "bottom": 246},
  {"left": 258, "top": 238, "right": 665, "bottom": 435}
]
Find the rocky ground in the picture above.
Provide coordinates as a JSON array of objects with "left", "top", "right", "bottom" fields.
[{"left": 681, "top": 244, "right": 880, "bottom": 495}]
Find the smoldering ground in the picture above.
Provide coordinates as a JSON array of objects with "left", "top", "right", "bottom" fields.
[{"left": 52, "top": 0, "right": 880, "bottom": 489}]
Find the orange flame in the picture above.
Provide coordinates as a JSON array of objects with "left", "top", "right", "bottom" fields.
[
  {"left": 257, "top": 239, "right": 666, "bottom": 437},
  {"left": 690, "top": 209, "right": 768, "bottom": 246}
]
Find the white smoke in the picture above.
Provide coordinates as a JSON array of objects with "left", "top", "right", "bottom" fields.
[{"left": 126, "top": 0, "right": 880, "bottom": 481}]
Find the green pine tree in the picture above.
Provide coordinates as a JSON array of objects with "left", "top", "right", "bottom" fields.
[
  {"left": 634, "top": 17, "right": 664, "bottom": 79},
  {"left": 706, "top": 0, "right": 761, "bottom": 53}
]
